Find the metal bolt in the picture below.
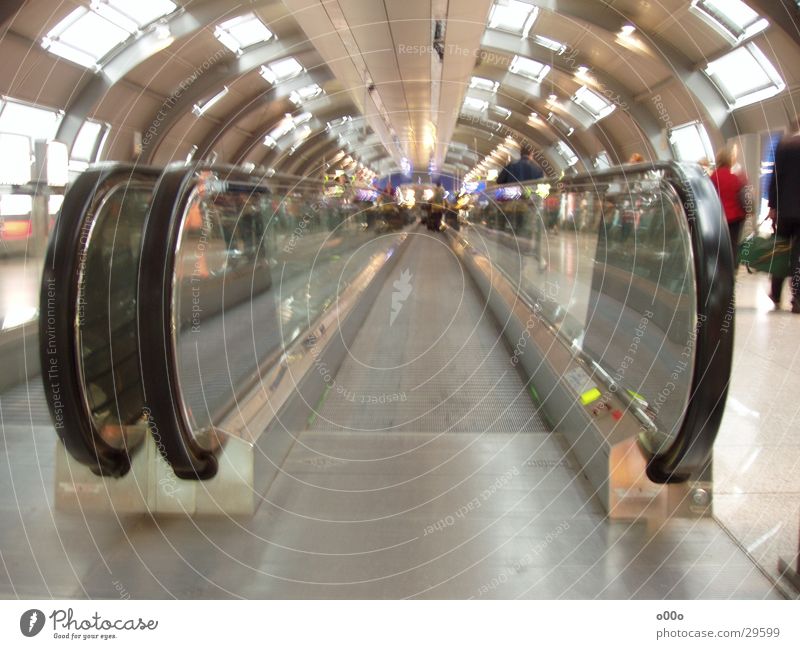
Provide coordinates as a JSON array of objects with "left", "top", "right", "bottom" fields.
[{"left": 691, "top": 488, "right": 710, "bottom": 507}]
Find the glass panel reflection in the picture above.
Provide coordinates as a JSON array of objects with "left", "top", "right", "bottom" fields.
[
  {"left": 76, "top": 182, "right": 153, "bottom": 449},
  {"left": 464, "top": 170, "right": 697, "bottom": 453},
  {"left": 171, "top": 172, "right": 413, "bottom": 449}
]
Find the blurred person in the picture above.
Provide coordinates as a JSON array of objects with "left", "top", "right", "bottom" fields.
[
  {"left": 497, "top": 144, "right": 544, "bottom": 185},
  {"left": 768, "top": 118, "right": 800, "bottom": 311},
  {"left": 710, "top": 146, "right": 749, "bottom": 271},
  {"left": 430, "top": 182, "right": 445, "bottom": 232},
  {"left": 628, "top": 152, "right": 644, "bottom": 164},
  {"left": 498, "top": 145, "right": 546, "bottom": 267}
]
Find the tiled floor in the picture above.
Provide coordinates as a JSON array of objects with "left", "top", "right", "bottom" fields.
[{"left": 714, "top": 269, "right": 800, "bottom": 595}]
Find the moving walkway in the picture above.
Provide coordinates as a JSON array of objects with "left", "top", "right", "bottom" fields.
[{"left": 28, "top": 160, "right": 772, "bottom": 598}]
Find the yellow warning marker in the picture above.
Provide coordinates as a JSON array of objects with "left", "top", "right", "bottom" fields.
[{"left": 580, "top": 388, "right": 602, "bottom": 406}]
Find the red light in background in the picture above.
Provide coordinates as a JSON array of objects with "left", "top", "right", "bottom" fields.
[{"left": 1, "top": 219, "right": 32, "bottom": 240}]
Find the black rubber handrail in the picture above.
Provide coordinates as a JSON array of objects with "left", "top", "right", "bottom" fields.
[
  {"left": 137, "top": 165, "right": 279, "bottom": 479},
  {"left": 481, "top": 162, "right": 734, "bottom": 483},
  {"left": 39, "top": 164, "right": 160, "bottom": 477}
]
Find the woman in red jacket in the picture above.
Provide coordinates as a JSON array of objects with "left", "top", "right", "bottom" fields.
[{"left": 710, "top": 146, "right": 749, "bottom": 270}]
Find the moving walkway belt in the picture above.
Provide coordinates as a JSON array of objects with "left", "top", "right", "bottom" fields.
[{"left": 40, "top": 162, "right": 733, "bottom": 485}]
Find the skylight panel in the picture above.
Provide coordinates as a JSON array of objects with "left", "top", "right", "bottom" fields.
[
  {"left": 705, "top": 43, "right": 785, "bottom": 109},
  {"left": 532, "top": 34, "right": 567, "bottom": 54},
  {"left": 669, "top": 121, "right": 714, "bottom": 163},
  {"left": 691, "top": 0, "right": 768, "bottom": 43},
  {"left": 0, "top": 98, "right": 62, "bottom": 140},
  {"left": 470, "top": 77, "right": 499, "bottom": 93},
  {"left": 93, "top": 0, "right": 177, "bottom": 31},
  {"left": 573, "top": 86, "right": 616, "bottom": 120},
  {"left": 71, "top": 119, "right": 105, "bottom": 162},
  {"left": 509, "top": 55, "right": 550, "bottom": 82},
  {"left": 488, "top": 1, "right": 539, "bottom": 38},
  {"left": 491, "top": 105, "right": 512, "bottom": 119},
  {"left": 290, "top": 83, "right": 322, "bottom": 105},
  {"left": 327, "top": 116, "right": 351, "bottom": 130},
  {"left": 215, "top": 12, "right": 273, "bottom": 54},
  {"left": 260, "top": 58, "right": 304, "bottom": 84},
  {"left": 192, "top": 87, "right": 229, "bottom": 117},
  {"left": 42, "top": 7, "right": 132, "bottom": 68},
  {"left": 0, "top": 134, "right": 32, "bottom": 185},
  {"left": 595, "top": 151, "right": 612, "bottom": 169}
]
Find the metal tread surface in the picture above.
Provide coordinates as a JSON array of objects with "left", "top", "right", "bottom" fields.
[
  {"left": 0, "top": 428, "right": 777, "bottom": 599},
  {"left": 0, "top": 380, "right": 51, "bottom": 427},
  {"left": 309, "top": 230, "right": 548, "bottom": 434}
]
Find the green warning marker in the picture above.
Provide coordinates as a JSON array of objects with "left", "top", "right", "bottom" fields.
[{"left": 626, "top": 389, "right": 647, "bottom": 403}]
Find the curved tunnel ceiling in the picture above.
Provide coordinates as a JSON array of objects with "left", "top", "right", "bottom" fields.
[{"left": 1, "top": 0, "right": 799, "bottom": 182}]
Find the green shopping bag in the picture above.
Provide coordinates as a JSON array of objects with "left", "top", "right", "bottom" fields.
[{"left": 739, "top": 233, "right": 792, "bottom": 276}]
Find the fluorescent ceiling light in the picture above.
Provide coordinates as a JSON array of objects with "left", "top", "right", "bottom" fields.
[
  {"left": 532, "top": 34, "right": 566, "bottom": 54},
  {"left": 463, "top": 96, "right": 489, "bottom": 112},
  {"left": 573, "top": 85, "right": 616, "bottom": 120},
  {"left": 260, "top": 57, "right": 304, "bottom": 84},
  {"left": 470, "top": 76, "right": 499, "bottom": 93},
  {"left": 290, "top": 83, "right": 322, "bottom": 105},
  {"left": 691, "top": 0, "right": 768, "bottom": 43},
  {"left": 509, "top": 55, "right": 550, "bottom": 82},
  {"left": 327, "top": 116, "right": 351, "bottom": 130},
  {"left": 192, "top": 86, "right": 229, "bottom": 116},
  {"left": 264, "top": 112, "right": 313, "bottom": 147},
  {"left": 704, "top": 43, "right": 785, "bottom": 109},
  {"left": 214, "top": 12, "right": 273, "bottom": 54},
  {"left": 488, "top": 1, "right": 539, "bottom": 37},
  {"left": 491, "top": 105, "right": 512, "bottom": 119},
  {"left": 293, "top": 124, "right": 312, "bottom": 144}
]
